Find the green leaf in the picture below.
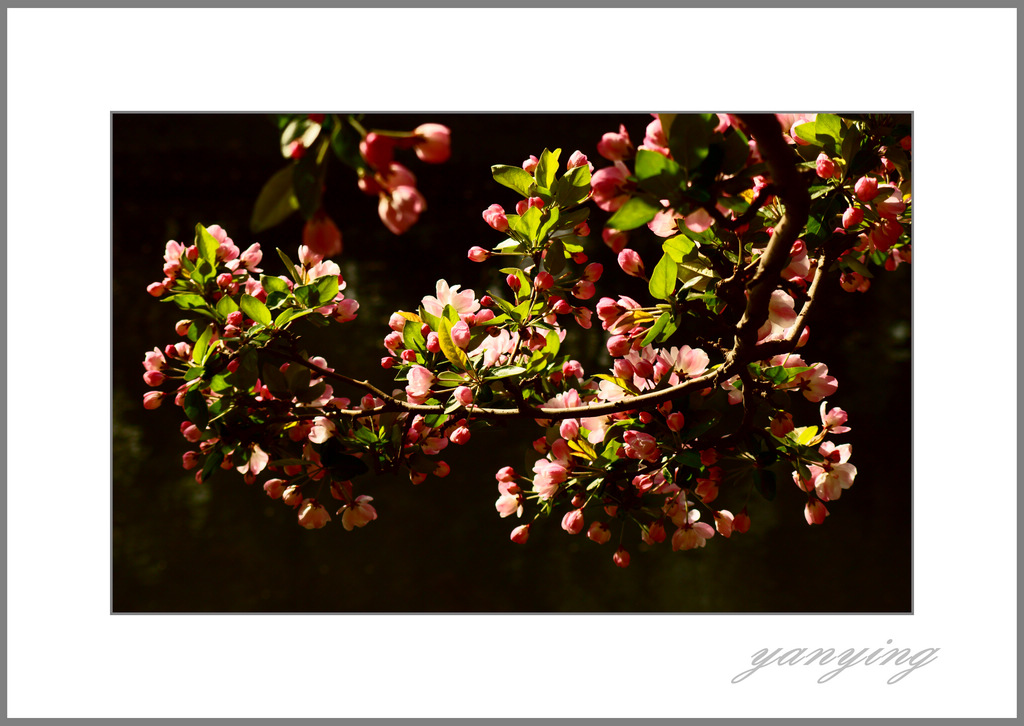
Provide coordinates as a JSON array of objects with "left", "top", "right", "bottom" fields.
[
  {"left": 199, "top": 446, "right": 223, "bottom": 483},
  {"left": 554, "top": 164, "right": 591, "bottom": 207},
  {"left": 314, "top": 274, "right": 339, "bottom": 306},
  {"left": 667, "top": 114, "right": 716, "bottom": 173},
  {"left": 499, "top": 267, "right": 532, "bottom": 298},
  {"left": 484, "top": 365, "right": 527, "bottom": 380},
  {"left": 607, "top": 196, "right": 662, "bottom": 231},
  {"left": 534, "top": 148, "right": 561, "bottom": 189},
  {"left": 260, "top": 361, "right": 291, "bottom": 398},
  {"left": 491, "top": 164, "right": 535, "bottom": 197},
  {"left": 293, "top": 150, "right": 322, "bottom": 221},
  {"left": 753, "top": 469, "right": 777, "bottom": 501},
  {"left": 403, "top": 318, "right": 426, "bottom": 353},
  {"left": 240, "top": 294, "right": 272, "bottom": 327},
  {"left": 536, "top": 207, "right": 560, "bottom": 243},
  {"left": 260, "top": 275, "right": 290, "bottom": 295},
  {"left": 815, "top": 114, "right": 842, "bottom": 145},
  {"left": 276, "top": 248, "right": 302, "bottom": 284},
  {"left": 843, "top": 255, "right": 875, "bottom": 279},
  {"left": 194, "top": 224, "right": 220, "bottom": 265},
  {"left": 545, "top": 238, "right": 566, "bottom": 275},
  {"left": 251, "top": 166, "right": 299, "bottom": 233},
  {"left": 519, "top": 205, "right": 542, "bottom": 242},
  {"left": 215, "top": 294, "right": 239, "bottom": 318},
  {"left": 274, "top": 307, "right": 313, "bottom": 327},
  {"left": 284, "top": 362, "right": 312, "bottom": 395},
  {"left": 330, "top": 118, "right": 369, "bottom": 172},
  {"left": 841, "top": 125, "right": 864, "bottom": 166},
  {"left": 648, "top": 252, "right": 678, "bottom": 301},
  {"left": 640, "top": 312, "right": 672, "bottom": 347},
  {"left": 192, "top": 324, "right": 214, "bottom": 363},
  {"left": 634, "top": 149, "right": 684, "bottom": 197},
  {"left": 719, "top": 129, "right": 752, "bottom": 175},
  {"left": 183, "top": 388, "right": 209, "bottom": 429},
  {"left": 438, "top": 318, "right": 470, "bottom": 371},
  {"left": 793, "top": 121, "right": 819, "bottom": 145},
  {"left": 662, "top": 234, "right": 695, "bottom": 262},
  {"left": 165, "top": 293, "right": 211, "bottom": 312},
  {"left": 418, "top": 305, "right": 442, "bottom": 332}
]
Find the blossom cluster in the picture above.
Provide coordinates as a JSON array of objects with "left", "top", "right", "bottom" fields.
[{"left": 142, "top": 112, "right": 910, "bottom": 566}]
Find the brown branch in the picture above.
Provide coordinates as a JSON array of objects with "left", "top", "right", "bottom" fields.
[{"left": 730, "top": 114, "right": 810, "bottom": 359}]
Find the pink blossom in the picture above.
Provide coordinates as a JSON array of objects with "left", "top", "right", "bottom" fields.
[
  {"left": 449, "top": 425, "right": 471, "bottom": 445},
  {"left": 413, "top": 123, "right": 451, "bottom": 163},
  {"left": 597, "top": 124, "right": 634, "bottom": 161},
  {"left": 671, "top": 510, "right": 716, "bottom": 550},
  {"left": 481, "top": 204, "right": 509, "bottom": 232},
  {"left": 590, "top": 162, "right": 632, "bottom": 212},
  {"left": 561, "top": 509, "right": 585, "bottom": 535},
  {"left": 639, "top": 116, "right": 670, "bottom": 156},
  {"left": 298, "top": 500, "right": 331, "bottom": 529},
  {"left": 714, "top": 510, "right": 735, "bottom": 538},
  {"left": 467, "top": 246, "right": 491, "bottom": 262},
  {"left": 622, "top": 430, "right": 659, "bottom": 462},
  {"left": 495, "top": 487, "right": 523, "bottom": 518},
  {"left": 421, "top": 279, "right": 480, "bottom": 318},
  {"left": 613, "top": 547, "right": 631, "bottom": 568},
  {"left": 801, "top": 363, "right": 839, "bottom": 402},
  {"left": 282, "top": 485, "right": 304, "bottom": 507},
  {"left": 617, "top": 248, "right": 645, "bottom": 278},
  {"left": 405, "top": 365, "right": 434, "bottom": 402},
  {"left": 559, "top": 419, "right": 580, "bottom": 440},
  {"left": 510, "top": 523, "right": 531, "bottom": 544},
  {"left": 360, "top": 132, "right": 394, "bottom": 168},
  {"left": 875, "top": 188, "right": 907, "bottom": 220},
  {"left": 805, "top": 498, "right": 829, "bottom": 525},
  {"left": 819, "top": 401, "right": 851, "bottom": 434},
  {"left": 587, "top": 521, "right": 612, "bottom": 544},
  {"left": 302, "top": 213, "right": 343, "bottom": 258},
  {"left": 566, "top": 150, "right": 591, "bottom": 170},
  {"left": 815, "top": 152, "right": 836, "bottom": 179},
  {"left": 340, "top": 495, "right": 378, "bottom": 530},
  {"left": 602, "top": 228, "right": 628, "bottom": 253},
  {"left": 378, "top": 186, "right": 426, "bottom": 235},
  {"left": 842, "top": 206, "right": 864, "bottom": 229},
  {"left": 813, "top": 442, "right": 857, "bottom": 501},
  {"left": 532, "top": 460, "right": 568, "bottom": 500},
  {"left": 854, "top": 176, "right": 879, "bottom": 203},
  {"left": 378, "top": 162, "right": 417, "bottom": 192},
  {"left": 308, "top": 416, "right": 336, "bottom": 443}
]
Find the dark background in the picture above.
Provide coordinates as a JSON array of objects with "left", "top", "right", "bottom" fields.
[{"left": 112, "top": 113, "right": 911, "bottom": 612}]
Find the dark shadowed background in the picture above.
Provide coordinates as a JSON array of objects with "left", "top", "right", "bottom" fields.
[{"left": 112, "top": 113, "right": 911, "bottom": 613}]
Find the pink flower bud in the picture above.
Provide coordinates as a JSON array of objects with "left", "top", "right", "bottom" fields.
[
  {"left": 510, "top": 524, "right": 531, "bottom": 544},
  {"left": 142, "top": 391, "right": 164, "bottom": 410},
  {"left": 899, "top": 135, "right": 912, "bottom": 151},
  {"left": 450, "top": 320, "right": 471, "bottom": 348},
  {"left": 360, "top": 131, "right": 394, "bottom": 168},
  {"left": 632, "top": 358, "right": 654, "bottom": 381},
  {"left": 496, "top": 466, "right": 517, "bottom": 483},
  {"left": 522, "top": 155, "right": 539, "bottom": 173},
  {"left": 298, "top": 500, "right": 331, "bottom": 529},
  {"left": 666, "top": 412, "right": 685, "bottom": 432},
  {"left": 607, "top": 335, "right": 632, "bottom": 358},
  {"left": 815, "top": 152, "right": 836, "bottom": 179},
  {"left": 282, "top": 485, "right": 304, "bottom": 507},
  {"left": 506, "top": 273, "right": 521, "bottom": 293},
  {"left": 384, "top": 331, "right": 404, "bottom": 350},
  {"left": 583, "top": 263, "right": 603, "bottom": 282},
  {"left": 602, "top": 228, "right": 628, "bottom": 253},
  {"left": 854, "top": 176, "right": 879, "bottom": 203},
  {"left": 263, "top": 478, "right": 287, "bottom": 499},
  {"left": 566, "top": 150, "right": 589, "bottom": 169},
  {"left": 559, "top": 419, "right": 579, "bottom": 440},
  {"left": 433, "top": 461, "right": 451, "bottom": 478},
  {"left": 449, "top": 425, "right": 471, "bottom": 445},
  {"left": 535, "top": 271, "right": 554, "bottom": 290},
  {"left": 638, "top": 411, "right": 653, "bottom": 424},
  {"left": 561, "top": 509, "right": 585, "bottom": 535},
  {"left": 467, "top": 246, "right": 491, "bottom": 262},
  {"left": 181, "top": 451, "right": 200, "bottom": 470},
  {"left": 302, "top": 212, "right": 343, "bottom": 259},
  {"left": 400, "top": 349, "right": 417, "bottom": 362},
  {"left": 426, "top": 332, "right": 441, "bottom": 353},
  {"left": 481, "top": 204, "right": 509, "bottom": 232},
  {"left": 378, "top": 185, "right": 426, "bottom": 235},
  {"left": 597, "top": 124, "right": 634, "bottom": 161},
  {"left": 617, "top": 249, "right": 645, "bottom": 278},
  {"left": 842, "top": 206, "right": 864, "bottom": 229},
  {"left": 413, "top": 123, "right": 451, "bottom": 163},
  {"left": 562, "top": 360, "right": 583, "bottom": 379},
  {"left": 552, "top": 298, "right": 572, "bottom": 315},
  {"left": 454, "top": 386, "right": 474, "bottom": 407},
  {"left": 587, "top": 521, "right": 611, "bottom": 545},
  {"left": 143, "top": 370, "right": 166, "bottom": 386},
  {"left": 613, "top": 358, "right": 635, "bottom": 379},
  {"left": 613, "top": 547, "right": 631, "bottom": 568},
  {"left": 515, "top": 197, "right": 544, "bottom": 215},
  {"left": 733, "top": 508, "right": 751, "bottom": 533},
  {"left": 572, "top": 280, "right": 595, "bottom": 300},
  {"left": 805, "top": 498, "right": 829, "bottom": 525},
  {"left": 574, "top": 307, "right": 592, "bottom": 329}
]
